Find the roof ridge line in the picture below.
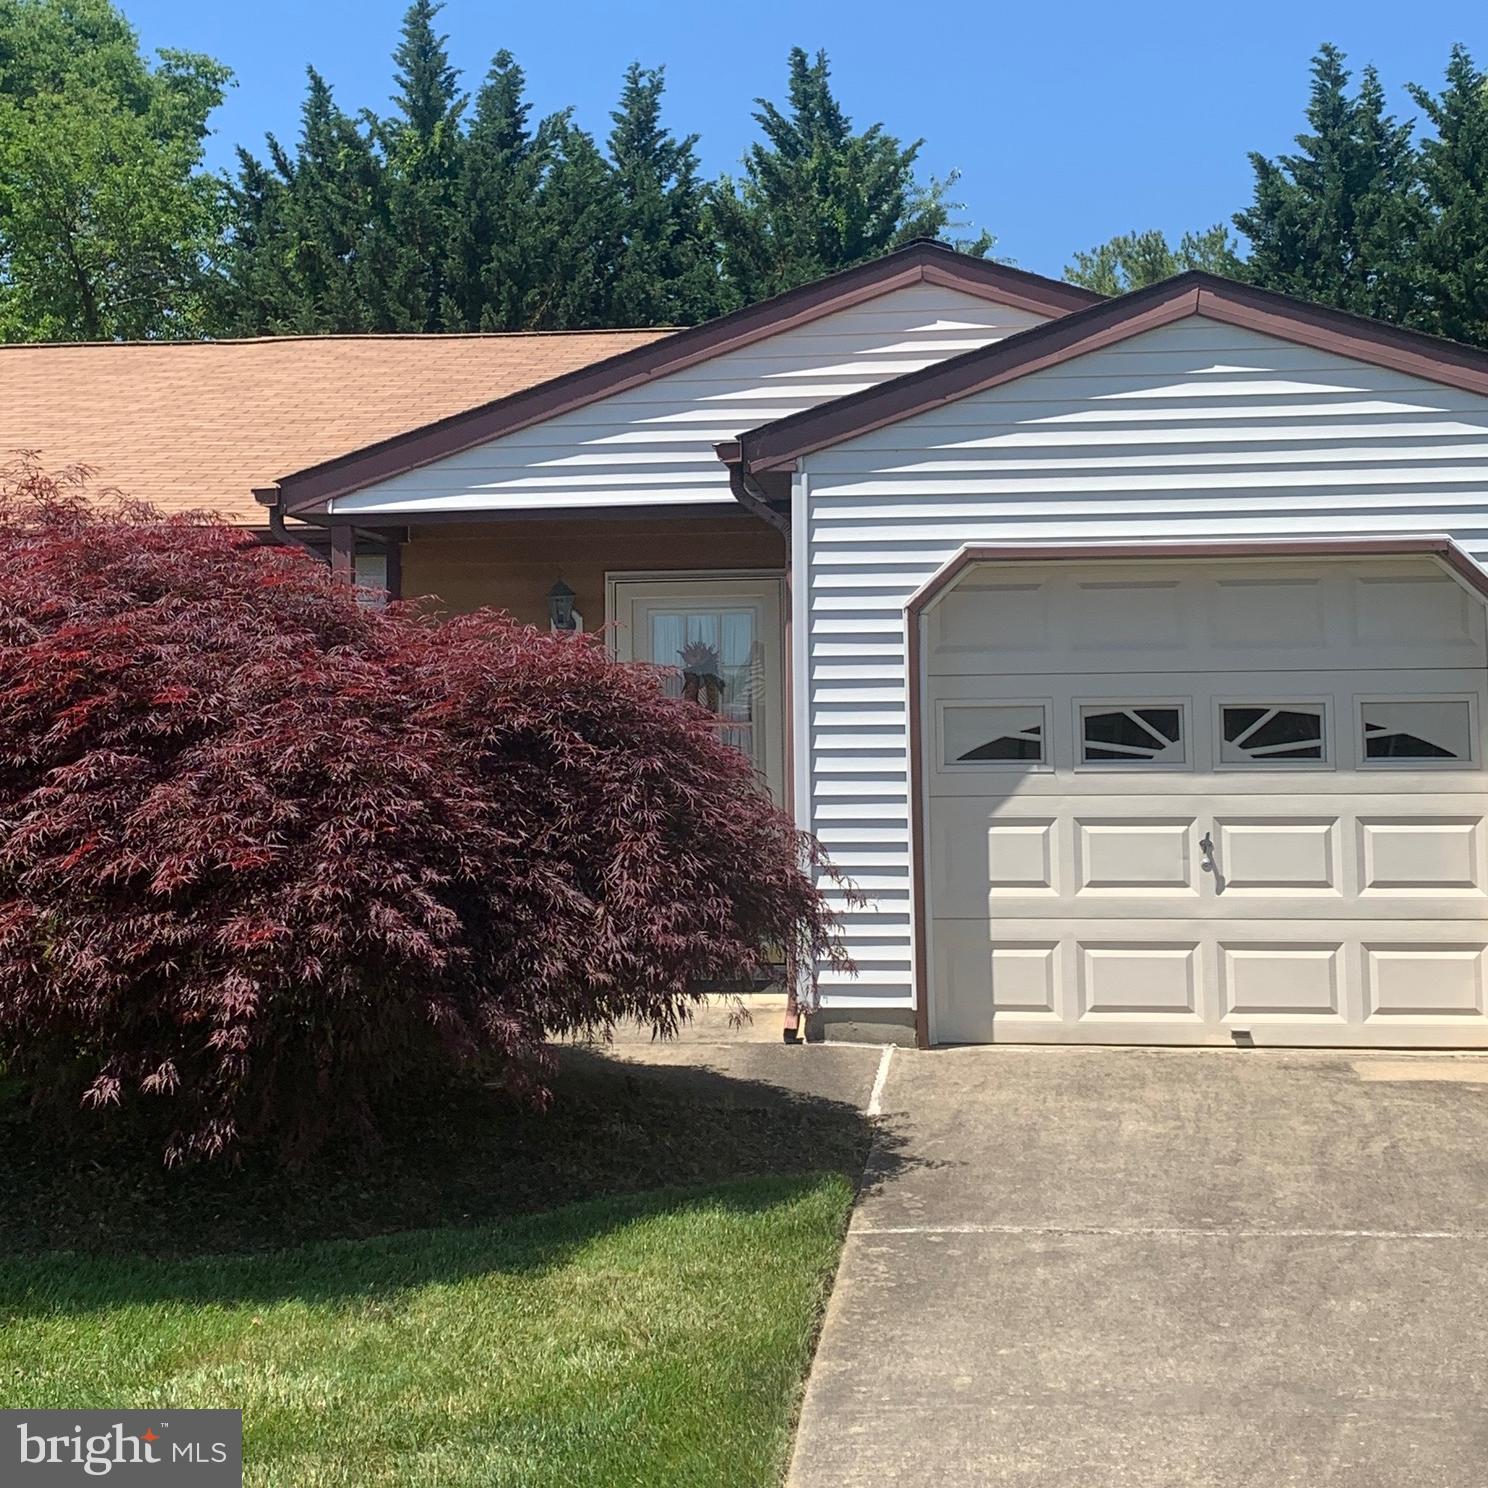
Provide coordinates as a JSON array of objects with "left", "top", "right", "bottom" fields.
[{"left": 0, "top": 327, "right": 677, "bottom": 351}]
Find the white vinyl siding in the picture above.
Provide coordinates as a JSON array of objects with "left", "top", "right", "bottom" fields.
[
  {"left": 797, "top": 316, "right": 1488, "bottom": 1013},
  {"left": 331, "top": 284, "right": 1048, "bottom": 516}
]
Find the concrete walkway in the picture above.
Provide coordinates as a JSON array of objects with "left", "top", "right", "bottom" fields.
[{"left": 789, "top": 1046, "right": 1488, "bottom": 1487}]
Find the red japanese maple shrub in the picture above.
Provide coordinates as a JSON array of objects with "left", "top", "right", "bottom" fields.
[
  {"left": 405, "top": 610, "right": 846, "bottom": 1045},
  {"left": 0, "top": 460, "right": 845, "bottom": 1163}
]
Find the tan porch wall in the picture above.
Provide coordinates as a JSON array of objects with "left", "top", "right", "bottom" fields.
[{"left": 399, "top": 514, "right": 786, "bottom": 626}]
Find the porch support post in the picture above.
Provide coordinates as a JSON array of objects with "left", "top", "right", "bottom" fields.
[
  {"left": 383, "top": 539, "right": 403, "bottom": 601},
  {"left": 329, "top": 522, "right": 355, "bottom": 584}
]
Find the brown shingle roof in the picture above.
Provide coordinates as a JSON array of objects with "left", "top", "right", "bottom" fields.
[{"left": 0, "top": 329, "right": 672, "bottom": 524}]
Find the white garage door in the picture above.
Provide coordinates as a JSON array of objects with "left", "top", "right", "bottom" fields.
[{"left": 923, "top": 556, "right": 1488, "bottom": 1047}]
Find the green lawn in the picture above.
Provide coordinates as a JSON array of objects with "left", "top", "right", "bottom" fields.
[
  {"left": 0, "top": 1173, "right": 853, "bottom": 1487},
  {"left": 0, "top": 1048, "right": 877, "bottom": 1486}
]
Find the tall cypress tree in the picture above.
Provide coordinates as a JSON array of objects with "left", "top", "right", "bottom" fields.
[
  {"left": 607, "top": 63, "right": 722, "bottom": 325},
  {"left": 220, "top": 69, "right": 388, "bottom": 333},
  {"left": 441, "top": 48, "right": 543, "bottom": 329},
  {"left": 443, "top": 68, "right": 628, "bottom": 331},
  {"left": 710, "top": 47, "right": 968, "bottom": 304},
  {"left": 380, "top": 0, "right": 465, "bottom": 331},
  {"left": 524, "top": 111, "right": 625, "bottom": 328},
  {"left": 1409, "top": 45, "right": 1488, "bottom": 347},
  {"left": 215, "top": 144, "right": 289, "bottom": 333},
  {"left": 218, "top": 19, "right": 998, "bottom": 336},
  {"left": 1234, "top": 44, "right": 1424, "bottom": 324}
]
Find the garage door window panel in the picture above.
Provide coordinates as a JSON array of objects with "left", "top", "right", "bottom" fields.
[
  {"left": 941, "top": 702, "right": 1049, "bottom": 768},
  {"left": 1078, "top": 703, "right": 1187, "bottom": 767},
  {"left": 1359, "top": 698, "right": 1476, "bottom": 766},
  {"left": 1219, "top": 702, "right": 1329, "bottom": 767}
]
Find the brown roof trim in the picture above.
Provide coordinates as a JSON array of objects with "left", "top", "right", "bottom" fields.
[
  {"left": 737, "top": 271, "right": 1488, "bottom": 473},
  {"left": 293, "top": 501, "right": 769, "bottom": 530},
  {"left": 902, "top": 534, "right": 1488, "bottom": 1047},
  {"left": 269, "top": 243, "right": 1103, "bottom": 517}
]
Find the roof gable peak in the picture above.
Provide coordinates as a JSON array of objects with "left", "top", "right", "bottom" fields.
[
  {"left": 731, "top": 272, "right": 1488, "bottom": 473},
  {"left": 269, "top": 243, "right": 1101, "bottom": 516}
]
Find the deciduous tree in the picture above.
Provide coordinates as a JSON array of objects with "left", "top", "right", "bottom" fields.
[
  {"left": 1064, "top": 224, "right": 1239, "bottom": 295},
  {"left": 0, "top": 0, "right": 229, "bottom": 340}
]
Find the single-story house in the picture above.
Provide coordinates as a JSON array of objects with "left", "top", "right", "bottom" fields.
[{"left": 10, "top": 240, "right": 1488, "bottom": 1050}]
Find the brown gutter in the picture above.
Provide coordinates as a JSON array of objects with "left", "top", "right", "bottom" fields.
[
  {"left": 266, "top": 505, "right": 327, "bottom": 555},
  {"left": 903, "top": 535, "right": 1488, "bottom": 1048},
  {"left": 719, "top": 442, "right": 790, "bottom": 536}
]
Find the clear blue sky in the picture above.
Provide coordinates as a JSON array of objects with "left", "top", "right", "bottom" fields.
[{"left": 125, "top": 0, "right": 1485, "bottom": 279}]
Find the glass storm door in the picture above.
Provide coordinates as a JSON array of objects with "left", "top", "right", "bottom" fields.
[{"left": 608, "top": 574, "right": 785, "bottom": 801}]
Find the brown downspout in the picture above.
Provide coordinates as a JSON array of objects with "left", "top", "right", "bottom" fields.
[
  {"left": 721, "top": 450, "right": 804, "bottom": 1043},
  {"left": 723, "top": 458, "right": 790, "bottom": 538},
  {"left": 266, "top": 502, "right": 403, "bottom": 604},
  {"left": 266, "top": 503, "right": 328, "bottom": 557}
]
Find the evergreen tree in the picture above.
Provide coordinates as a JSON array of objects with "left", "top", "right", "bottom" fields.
[
  {"left": 441, "top": 48, "right": 544, "bottom": 329},
  {"left": 214, "top": 144, "right": 289, "bottom": 333},
  {"left": 524, "top": 112, "right": 625, "bottom": 328},
  {"left": 710, "top": 47, "right": 972, "bottom": 303},
  {"left": 379, "top": 0, "right": 465, "bottom": 330},
  {"left": 441, "top": 63, "right": 629, "bottom": 331},
  {"left": 216, "top": 23, "right": 998, "bottom": 336},
  {"left": 1409, "top": 45, "right": 1488, "bottom": 347},
  {"left": 220, "top": 69, "right": 389, "bottom": 333},
  {"left": 607, "top": 63, "right": 722, "bottom": 325},
  {"left": 1065, "top": 224, "right": 1239, "bottom": 295},
  {"left": 1234, "top": 44, "right": 1424, "bottom": 324}
]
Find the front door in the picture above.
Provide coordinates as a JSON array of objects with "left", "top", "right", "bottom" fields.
[{"left": 608, "top": 573, "right": 785, "bottom": 801}]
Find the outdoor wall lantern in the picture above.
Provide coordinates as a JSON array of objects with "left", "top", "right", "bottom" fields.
[{"left": 548, "top": 579, "right": 582, "bottom": 633}]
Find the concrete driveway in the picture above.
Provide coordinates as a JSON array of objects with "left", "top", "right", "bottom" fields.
[{"left": 789, "top": 1046, "right": 1488, "bottom": 1487}]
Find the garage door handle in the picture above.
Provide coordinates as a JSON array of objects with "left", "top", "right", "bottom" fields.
[{"left": 1198, "top": 831, "right": 1215, "bottom": 866}]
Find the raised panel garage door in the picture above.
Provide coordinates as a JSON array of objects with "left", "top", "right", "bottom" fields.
[{"left": 922, "top": 556, "right": 1488, "bottom": 1046}]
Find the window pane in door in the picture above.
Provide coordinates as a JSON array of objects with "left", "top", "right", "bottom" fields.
[
  {"left": 649, "top": 607, "right": 761, "bottom": 763},
  {"left": 943, "top": 704, "right": 1046, "bottom": 764},
  {"left": 1220, "top": 704, "right": 1326, "bottom": 763},
  {"left": 1079, "top": 705, "right": 1185, "bottom": 764},
  {"left": 1361, "top": 699, "right": 1472, "bottom": 763}
]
